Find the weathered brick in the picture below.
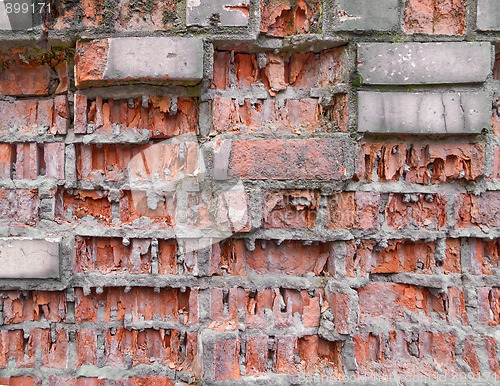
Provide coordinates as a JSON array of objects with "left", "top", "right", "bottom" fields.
[
  {"left": 469, "top": 238, "right": 500, "bottom": 275},
  {"left": 371, "top": 240, "right": 436, "bottom": 274},
  {"left": 187, "top": 0, "right": 249, "bottom": 26},
  {"left": 0, "top": 330, "right": 25, "bottom": 368},
  {"left": 74, "top": 237, "right": 152, "bottom": 274},
  {"left": 0, "top": 377, "right": 42, "bottom": 386},
  {"left": 358, "top": 91, "right": 491, "bottom": 134},
  {"left": 442, "top": 239, "right": 461, "bottom": 274},
  {"left": 55, "top": 189, "right": 113, "bottom": 225},
  {"left": 77, "top": 96, "right": 198, "bottom": 137},
  {"left": 485, "top": 336, "right": 500, "bottom": 375},
  {"left": 228, "top": 137, "right": 354, "bottom": 180},
  {"left": 76, "top": 38, "right": 203, "bottom": 87},
  {"left": 463, "top": 336, "right": 481, "bottom": 375},
  {"left": 356, "top": 142, "right": 485, "bottom": 183},
  {"left": 49, "top": 377, "right": 108, "bottom": 386},
  {"left": 358, "top": 43, "right": 491, "bottom": 85},
  {"left": 263, "top": 190, "right": 319, "bottom": 228},
  {"left": 0, "top": 189, "right": 40, "bottom": 224},
  {"left": 456, "top": 192, "right": 500, "bottom": 229},
  {"left": 329, "top": 293, "right": 350, "bottom": 334},
  {"left": 76, "top": 329, "right": 97, "bottom": 366},
  {"left": 44, "top": 143, "right": 65, "bottom": 179},
  {"left": 405, "top": 0, "right": 466, "bottom": 34},
  {"left": 105, "top": 327, "right": 191, "bottom": 369},
  {"left": 212, "top": 239, "right": 330, "bottom": 276},
  {"left": 386, "top": 193, "right": 447, "bottom": 230},
  {"left": 213, "top": 95, "right": 348, "bottom": 134},
  {"left": 1, "top": 291, "right": 66, "bottom": 324},
  {"left": 478, "top": 287, "right": 500, "bottom": 326},
  {"left": 214, "top": 337, "right": 240, "bottom": 380},
  {"left": 358, "top": 283, "right": 467, "bottom": 325},
  {"left": 0, "top": 57, "right": 51, "bottom": 96},
  {"left": 335, "top": 0, "right": 400, "bottom": 31},
  {"left": 327, "top": 192, "right": 380, "bottom": 230},
  {"left": 75, "top": 287, "right": 195, "bottom": 325},
  {"left": 246, "top": 335, "right": 268, "bottom": 376},
  {"left": 0, "top": 238, "right": 60, "bottom": 279},
  {"left": 22, "top": 328, "right": 68, "bottom": 368},
  {"left": 116, "top": 377, "right": 173, "bottom": 386},
  {"left": 260, "top": 0, "right": 321, "bottom": 36},
  {"left": 212, "top": 49, "right": 344, "bottom": 90}
]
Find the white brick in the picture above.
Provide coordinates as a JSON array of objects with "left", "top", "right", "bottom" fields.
[{"left": 0, "top": 238, "right": 60, "bottom": 279}]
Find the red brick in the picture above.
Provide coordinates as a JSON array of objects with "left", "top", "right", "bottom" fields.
[
  {"left": 105, "top": 328, "right": 188, "bottom": 369},
  {"left": 0, "top": 144, "right": 13, "bottom": 178},
  {"left": 229, "top": 138, "right": 352, "bottom": 180},
  {"left": 0, "top": 58, "right": 51, "bottom": 96},
  {"left": 442, "top": 239, "right": 461, "bottom": 274},
  {"left": 404, "top": 0, "right": 466, "bottom": 34},
  {"left": 0, "top": 377, "right": 42, "bottom": 386},
  {"left": 289, "top": 48, "right": 344, "bottom": 87},
  {"left": 84, "top": 97, "right": 198, "bottom": 137},
  {"left": 0, "top": 189, "right": 40, "bottom": 224},
  {"left": 158, "top": 239, "right": 178, "bottom": 275},
  {"left": 75, "top": 287, "right": 194, "bottom": 324},
  {"left": 469, "top": 239, "right": 500, "bottom": 275},
  {"left": 75, "top": 40, "right": 109, "bottom": 87},
  {"left": 478, "top": 287, "right": 500, "bottom": 326},
  {"left": 463, "top": 336, "right": 481, "bottom": 375},
  {"left": 329, "top": 293, "right": 350, "bottom": 334},
  {"left": 492, "top": 145, "right": 500, "bottom": 180},
  {"left": 212, "top": 48, "right": 343, "bottom": 91},
  {"left": 327, "top": 192, "right": 380, "bottom": 230},
  {"left": 44, "top": 143, "right": 65, "bottom": 179},
  {"left": 49, "top": 377, "right": 108, "bottom": 386},
  {"left": 358, "top": 283, "right": 465, "bottom": 325},
  {"left": 22, "top": 328, "right": 67, "bottom": 368},
  {"left": 246, "top": 335, "right": 268, "bottom": 376},
  {"left": 372, "top": 240, "right": 436, "bottom": 274},
  {"left": 386, "top": 193, "right": 447, "bottom": 230},
  {"left": 297, "top": 336, "right": 343, "bottom": 376},
  {"left": 0, "top": 330, "right": 25, "bottom": 368},
  {"left": 353, "top": 332, "right": 384, "bottom": 365},
  {"left": 119, "top": 190, "right": 175, "bottom": 227},
  {"left": 74, "top": 237, "right": 152, "bottom": 274},
  {"left": 74, "top": 93, "right": 88, "bottom": 134},
  {"left": 214, "top": 337, "right": 240, "bottom": 380},
  {"left": 456, "top": 192, "right": 500, "bottom": 229},
  {"left": 263, "top": 190, "right": 319, "bottom": 228},
  {"left": 274, "top": 336, "right": 297, "bottom": 375},
  {"left": 419, "top": 332, "right": 456, "bottom": 366},
  {"left": 356, "top": 142, "right": 485, "bottom": 183},
  {"left": 52, "top": 95, "right": 69, "bottom": 134},
  {"left": 76, "top": 329, "right": 97, "bottom": 366},
  {"left": 55, "top": 189, "right": 112, "bottom": 225},
  {"left": 75, "top": 288, "right": 98, "bottom": 323},
  {"left": 212, "top": 239, "right": 329, "bottom": 276},
  {"left": 260, "top": 0, "right": 321, "bottom": 36},
  {"left": 485, "top": 336, "right": 500, "bottom": 376},
  {"left": 116, "top": 377, "right": 174, "bottom": 386}
]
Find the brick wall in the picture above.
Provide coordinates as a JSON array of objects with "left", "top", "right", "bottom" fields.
[{"left": 0, "top": 0, "right": 499, "bottom": 384}]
